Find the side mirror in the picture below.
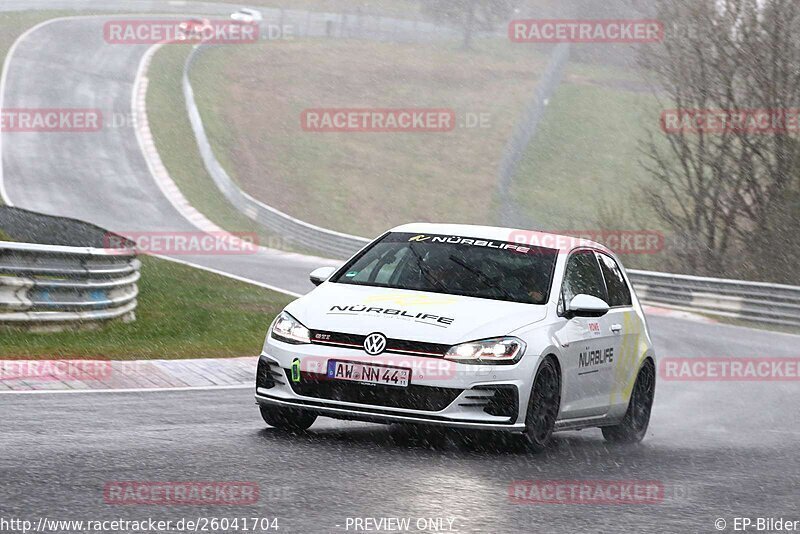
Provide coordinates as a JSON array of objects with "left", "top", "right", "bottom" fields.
[
  {"left": 566, "top": 294, "right": 610, "bottom": 319},
  {"left": 309, "top": 266, "right": 337, "bottom": 286}
]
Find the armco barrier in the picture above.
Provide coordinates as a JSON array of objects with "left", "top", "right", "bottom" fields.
[
  {"left": 0, "top": 241, "right": 140, "bottom": 328},
  {"left": 182, "top": 45, "right": 370, "bottom": 259},
  {"left": 173, "top": 15, "right": 796, "bottom": 329},
  {"left": 628, "top": 270, "right": 800, "bottom": 328},
  {"left": 178, "top": 7, "right": 467, "bottom": 259}
]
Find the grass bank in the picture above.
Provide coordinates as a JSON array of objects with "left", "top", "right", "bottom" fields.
[
  {"left": 188, "top": 38, "right": 546, "bottom": 237},
  {"left": 0, "top": 256, "right": 293, "bottom": 360}
]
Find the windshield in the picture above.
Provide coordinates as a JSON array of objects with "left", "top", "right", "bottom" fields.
[{"left": 331, "top": 232, "right": 558, "bottom": 304}]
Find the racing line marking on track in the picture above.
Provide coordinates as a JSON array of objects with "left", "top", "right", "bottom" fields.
[{"left": 150, "top": 254, "right": 302, "bottom": 297}]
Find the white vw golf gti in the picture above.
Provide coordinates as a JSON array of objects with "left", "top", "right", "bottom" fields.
[{"left": 255, "top": 224, "right": 656, "bottom": 450}]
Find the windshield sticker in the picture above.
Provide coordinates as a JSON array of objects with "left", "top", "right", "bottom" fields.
[
  {"left": 401, "top": 233, "right": 554, "bottom": 255},
  {"left": 327, "top": 305, "right": 454, "bottom": 327}
]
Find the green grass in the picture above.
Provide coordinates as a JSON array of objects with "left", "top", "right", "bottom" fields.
[
  {"left": 146, "top": 44, "right": 301, "bottom": 252},
  {"left": 508, "top": 70, "right": 670, "bottom": 271},
  {"left": 148, "top": 21, "right": 671, "bottom": 271},
  {"left": 188, "top": 37, "right": 547, "bottom": 237},
  {"left": 0, "top": 13, "right": 295, "bottom": 359},
  {"left": 0, "top": 256, "right": 294, "bottom": 360},
  {"left": 511, "top": 81, "right": 660, "bottom": 229},
  {"left": 183, "top": 36, "right": 666, "bottom": 247}
]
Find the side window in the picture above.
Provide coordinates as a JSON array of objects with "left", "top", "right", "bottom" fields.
[
  {"left": 597, "top": 253, "right": 632, "bottom": 307},
  {"left": 374, "top": 248, "right": 408, "bottom": 285},
  {"left": 562, "top": 250, "right": 607, "bottom": 306},
  {"left": 346, "top": 246, "right": 405, "bottom": 284}
]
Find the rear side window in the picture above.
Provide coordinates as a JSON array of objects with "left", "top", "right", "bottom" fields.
[
  {"left": 597, "top": 253, "right": 632, "bottom": 307},
  {"left": 562, "top": 250, "right": 607, "bottom": 305}
]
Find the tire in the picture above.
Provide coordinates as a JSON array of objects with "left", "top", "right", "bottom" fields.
[
  {"left": 523, "top": 357, "right": 561, "bottom": 452},
  {"left": 259, "top": 404, "right": 317, "bottom": 431},
  {"left": 602, "top": 359, "right": 655, "bottom": 444}
]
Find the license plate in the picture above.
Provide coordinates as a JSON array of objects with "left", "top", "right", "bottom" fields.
[{"left": 326, "top": 360, "right": 410, "bottom": 388}]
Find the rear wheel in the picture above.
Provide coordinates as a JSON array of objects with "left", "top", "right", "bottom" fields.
[
  {"left": 523, "top": 357, "right": 561, "bottom": 452},
  {"left": 602, "top": 359, "right": 655, "bottom": 444},
  {"left": 259, "top": 404, "right": 317, "bottom": 431}
]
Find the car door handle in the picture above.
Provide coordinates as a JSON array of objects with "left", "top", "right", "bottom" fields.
[{"left": 610, "top": 324, "right": 623, "bottom": 333}]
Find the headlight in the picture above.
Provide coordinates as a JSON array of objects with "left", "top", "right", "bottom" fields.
[
  {"left": 270, "top": 311, "right": 311, "bottom": 344},
  {"left": 444, "top": 337, "right": 526, "bottom": 364}
]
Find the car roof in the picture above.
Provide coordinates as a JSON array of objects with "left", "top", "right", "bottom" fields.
[{"left": 388, "top": 222, "right": 612, "bottom": 254}]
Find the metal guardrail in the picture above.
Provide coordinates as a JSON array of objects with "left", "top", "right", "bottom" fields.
[
  {"left": 178, "top": 9, "right": 465, "bottom": 259},
  {"left": 628, "top": 269, "right": 800, "bottom": 328},
  {"left": 182, "top": 45, "right": 370, "bottom": 259},
  {"left": 498, "top": 42, "right": 570, "bottom": 228},
  {"left": 0, "top": 241, "right": 140, "bottom": 328},
  {"left": 175, "top": 15, "right": 798, "bottom": 329}
]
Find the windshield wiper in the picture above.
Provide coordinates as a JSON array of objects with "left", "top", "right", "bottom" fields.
[
  {"left": 447, "top": 254, "right": 516, "bottom": 301},
  {"left": 407, "top": 244, "right": 448, "bottom": 291}
]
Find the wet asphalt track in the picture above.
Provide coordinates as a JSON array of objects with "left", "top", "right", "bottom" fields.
[
  {"left": 1, "top": 7, "right": 799, "bottom": 534},
  {"left": 2, "top": 314, "right": 800, "bottom": 534}
]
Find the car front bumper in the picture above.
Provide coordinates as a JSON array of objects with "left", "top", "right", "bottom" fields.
[{"left": 254, "top": 337, "right": 542, "bottom": 431}]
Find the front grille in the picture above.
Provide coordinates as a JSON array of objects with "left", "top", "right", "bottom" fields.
[
  {"left": 309, "top": 330, "right": 450, "bottom": 357},
  {"left": 285, "top": 370, "right": 462, "bottom": 411},
  {"left": 459, "top": 385, "right": 518, "bottom": 421},
  {"left": 256, "top": 357, "right": 285, "bottom": 389}
]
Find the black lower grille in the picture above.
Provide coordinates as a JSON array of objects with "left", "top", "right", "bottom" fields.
[
  {"left": 285, "top": 370, "right": 462, "bottom": 411},
  {"left": 256, "top": 357, "right": 284, "bottom": 389},
  {"left": 476, "top": 385, "right": 519, "bottom": 421}
]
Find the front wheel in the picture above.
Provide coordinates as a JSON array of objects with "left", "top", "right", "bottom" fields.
[
  {"left": 523, "top": 357, "right": 561, "bottom": 452},
  {"left": 259, "top": 404, "right": 317, "bottom": 431},
  {"left": 602, "top": 359, "right": 655, "bottom": 444}
]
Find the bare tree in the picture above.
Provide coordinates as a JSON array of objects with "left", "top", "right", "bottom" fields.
[
  {"left": 420, "top": 0, "right": 515, "bottom": 49},
  {"left": 638, "top": 0, "right": 800, "bottom": 277}
]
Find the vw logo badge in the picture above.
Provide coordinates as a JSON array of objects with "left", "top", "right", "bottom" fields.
[{"left": 363, "top": 333, "right": 387, "bottom": 355}]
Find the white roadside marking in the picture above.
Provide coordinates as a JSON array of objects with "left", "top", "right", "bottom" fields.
[
  {"left": 0, "top": 383, "right": 252, "bottom": 395},
  {"left": 150, "top": 253, "right": 302, "bottom": 297}
]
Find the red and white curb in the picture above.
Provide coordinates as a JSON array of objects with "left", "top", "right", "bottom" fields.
[
  {"left": 0, "top": 356, "right": 257, "bottom": 394},
  {"left": 132, "top": 42, "right": 225, "bottom": 234}
]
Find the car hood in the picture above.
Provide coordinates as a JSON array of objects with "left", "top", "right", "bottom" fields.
[{"left": 285, "top": 283, "right": 548, "bottom": 344}]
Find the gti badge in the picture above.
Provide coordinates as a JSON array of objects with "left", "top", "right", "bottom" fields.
[{"left": 363, "top": 333, "right": 387, "bottom": 355}]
